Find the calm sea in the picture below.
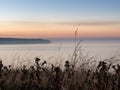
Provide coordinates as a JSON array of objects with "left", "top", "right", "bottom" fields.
[{"left": 0, "top": 39, "right": 120, "bottom": 66}]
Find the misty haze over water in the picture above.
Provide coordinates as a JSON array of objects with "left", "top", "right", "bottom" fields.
[{"left": 0, "top": 38, "right": 120, "bottom": 66}]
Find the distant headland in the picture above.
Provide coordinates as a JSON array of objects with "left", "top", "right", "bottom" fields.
[{"left": 0, "top": 38, "right": 50, "bottom": 44}]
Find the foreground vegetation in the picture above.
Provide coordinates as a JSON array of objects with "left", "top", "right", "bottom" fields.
[
  {"left": 0, "top": 40, "right": 120, "bottom": 90},
  {"left": 0, "top": 56, "right": 120, "bottom": 90}
]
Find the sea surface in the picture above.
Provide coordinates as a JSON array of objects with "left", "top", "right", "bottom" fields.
[{"left": 0, "top": 39, "right": 120, "bottom": 66}]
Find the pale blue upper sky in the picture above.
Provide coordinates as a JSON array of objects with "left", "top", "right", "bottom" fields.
[{"left": 0, "top": 0, "right": 120, "bottom": 22}]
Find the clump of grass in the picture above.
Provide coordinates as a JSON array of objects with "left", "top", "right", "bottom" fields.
[{"left": 0, "top": 55, "right": 120, "bottom": 90}]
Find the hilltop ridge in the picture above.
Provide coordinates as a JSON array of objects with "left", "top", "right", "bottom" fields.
[{"left": 0, "top": 38, "right": 50, "bottom": 44}]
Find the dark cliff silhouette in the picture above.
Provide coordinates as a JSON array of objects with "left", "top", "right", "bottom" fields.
[{"left": 0, "top": 38, "right": 50, "bottom": 44}]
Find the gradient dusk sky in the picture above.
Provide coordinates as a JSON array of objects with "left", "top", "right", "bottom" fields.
[{"left": 0, "top": 0, "right": 120, "bottom": 39}]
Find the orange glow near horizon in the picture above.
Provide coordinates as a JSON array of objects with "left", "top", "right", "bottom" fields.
[{"left": 0, "top": 22, "right": 120, "bottom": 39}]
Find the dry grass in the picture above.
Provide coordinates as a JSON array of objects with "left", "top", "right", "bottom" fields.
[{"left": 0, "top": 54, "right": 120, "bottom": 90}]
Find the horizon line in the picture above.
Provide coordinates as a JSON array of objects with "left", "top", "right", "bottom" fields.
[{"left": 0, "top": 37, "right": 120, "bottom": 40}]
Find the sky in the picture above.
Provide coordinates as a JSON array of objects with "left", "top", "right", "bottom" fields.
[{"left": 0, "top": 0, "right": 120, "bottom": 39}]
